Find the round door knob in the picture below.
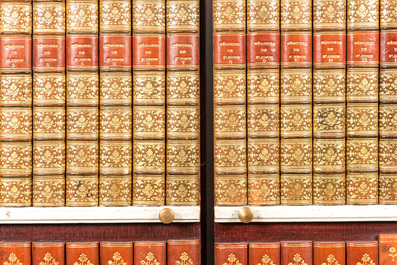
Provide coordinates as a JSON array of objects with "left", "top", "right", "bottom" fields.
[
  {"left": 159, "top": 208, "right": 175, "bottom": 224},
  {"left": 238, "top": 207, "right": 254, "bottom": 223}
]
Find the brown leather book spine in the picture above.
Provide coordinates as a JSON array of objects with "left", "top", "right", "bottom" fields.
[
  {"left": 32, "top": 243, "right": 65, "bottom": 265},
  {"left": 346, "top": 0, "right": 379, "bottom": 205},
  {"left": 249, "top": 243, "right": 280, "bottom": 265},
  {"left": 0, "top": 242, "right": 31, "bottom": 265},
  {"left": 215, "top": 243, "right": 248, "bottom": 265},
  {"left": 66, "top": 243, "right": 99, "bottom": 265},
  {"left": 313, "top": 242, "right": 345, "bottom": 265},
  {"left": 0, "top": 0, "right": 32, "bottom": 206},
  {"left": 99, "top": 0, "right": 131, "bottom": 206},
  {"left": 166, "top": 0, "right": 200, "bottom": 206},
  {"left": 33, "top": 0, "right": 66, "bottom": 207},
  {"left": 247, "top": 0, "right": 280, "bottom": 206},
  {"left": 132, "top": 0, "right": 165, "bottom": 206},
  {"left": 346, "top": 242, "right": 378, "bottom": 265},
  {"left": 66, "top": 0, "right": 99, "bottom": 206},
  {"left": 134, "top": 242, "right": 166, "bottom": 265},
  {"left": 313, "top": 0, "right": 346, "bottom": 205},
  {"left": 100, "top": 242, "right": 133, "bottom": 265},
  {"left": 213, "top": 0, "right": 247, "bottom": 206},
  {"left": 167, "top": 240, "right": 200, "bottom": 265},
  {"left": 380, "top": 1, "right": 397, "bottom": 204},
  {"left": 280, "top": 0, "right": 312, "bottom": 205},
  {"left": 281, "top": 242, "right": 312, "bottom": 265},
  {"left": 379, "top": 234, "right": 397, "bottom": 265}
]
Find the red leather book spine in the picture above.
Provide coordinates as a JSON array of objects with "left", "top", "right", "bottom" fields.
[
  {"left": 0, "top": 0, "right": 32, "bottom": 206},
  {"left": 313, "top": 242, "right": 345, "bottom": 265},
  {"left": 66, "top": 243, "right": 99, "bottom": 265},
  {"left": 215, "top": 243, "right": 248, "bottom": 265},
  {"left": 346, "top": 0, "right": 379, "bottom": 205},
  {"left": 347, "top": 242, "right": 378, "bottom": 265},
  {"left": 379, "top": 234, "right": 397, "bottom": 265},
  {"left": 167, "top": 240, "right": 200, "bottom": 265},
  {"left": 0, "top": 243, "right": 31, "bottom": 265},
  {"left": 32, "top": 243, "right": 65, "bottom": 265},
  {"left": 281, "top": 242, "right": 312, "bottom": 265},
  {"left": 100, "top": 242, "right": 133, "bottom": 265},
  {"left": 134, "top": 242, "right": 166, "bottom": 265},
  {"left": 249, "top": 243, "right": 280, "bottom": 265}
]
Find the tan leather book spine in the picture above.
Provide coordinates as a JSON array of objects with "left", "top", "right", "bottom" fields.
[
  {"left": 379, "top": 234, "right": 397, "bottom": 265},
  {"left": 347, "top": 242, "right": 378, "bottom": 265},
  {"left": 215, "top": 243, "right": 248, "bottom": 265},
  {"left": 134, "top": 242, "right": 166, "bottom": 265},
  {"left": 100, "top": 242, "right": 133, "bottom": 265},
  {"left": 0, "top": 243, "right": 31, "bottom": 265},
  {"left": 281, "top": 241, "right": 312, "bottom": 265},
  {"left": 167, "top": 240, "right": 200, "bottom": 265},
  {"left": 32, "top": 243, "right": 65, "bottom": 265},
  {"left": 313, "top": 242, "right": 345, "bottom": 265},
  {"left": 249, "top": 243, "right": 280, "bottom": 265},
  {"left": 66, "top": 243, "right": 99, "bottom": 265}
]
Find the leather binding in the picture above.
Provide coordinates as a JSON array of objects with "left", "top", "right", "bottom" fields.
[
  {"left": 346, "top": 242, "right": 378, "bottom": 265},
  {"left": 313, "top": 242, "right": 345, "bottom": 265},
  {"left": 313, "top": 0, "right": 346, "bottom": 205},
  {"left": 166, "top": 0, "right": 200, "bottom": 206},
  {"left": 100, "top": 242, "right": 133, "bottom": 265},
  {"left": 132, "top": 0, "right": 166, "bottom": 206},
  {"left": 249, "top": 243, "right": 280, "bottom": 265},
  {"left": 66, "top": 0, "right": 99, "bottom": 206},
  {"left": 66, "top": 243, "right": 99, "bottom": 265},
  {"left": 346, "top": 0, "right": 379, "bottom": 205},
  {"left": 167, "top": 240, "right": 200, "bottom": 265},
  {"left": 246, "top": 0, "right": 280, "bottom": 205},
  {"left": 0, "top": 242, "right": 31, "bottom": 265},
  {"left": 281, "top": 241, "right": 312, "bottom": 265},
  {"left": 134, "top": 242, "right": 166, "bottom": 265},
  {"left": 215, "top": 243, "right": 247, "bottom": 265},
  {"left": 32, "top": 243, "right": 65, "bottom": 265},
  {"left": 32, "top": 0, "right": 66, "bottom": 206},
  {"left": 0, "top": 0, "right": 32, "bottom": 206},
  {"left": 380, "top": 0, "right": 397, "bottom": 204},
  {"left": 280, "top": 0, "right": 312, "bottom": 205},
  {"left": 213, "top": 0, "right": 247, "bottom": 206},
  {"left": 379, "top": 234, "right": 397, "bottom": 265},
  {"left": 99, "top": 0, "right": 131, "bottom": 206}
]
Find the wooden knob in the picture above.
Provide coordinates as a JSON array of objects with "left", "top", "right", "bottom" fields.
[
  {"left": 238, "top": 207, "right": 254, "bottom": 223},
  {"left": 159, "top": 208, "right": 175, "bottom": 224}
]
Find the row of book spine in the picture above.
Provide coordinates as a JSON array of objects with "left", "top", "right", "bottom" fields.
[
  {"left": 0, "top": 240, "right": 200, "bottom": 265},
  {"left": 216, "top": 235, "right": 397, "bottom": 265},
  {"left": 213, "top": 0, "right": 397, "bottom": 206},
  {"left": 0, "top": 0, "right": 200, "bottom": 206}
]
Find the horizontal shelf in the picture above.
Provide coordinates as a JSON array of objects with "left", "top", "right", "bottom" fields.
[
  {"left": 215, "top": 205, "right": 397, "bottom": 223},
  {"left": 0, "top": 206, "right": 200, "bottom": 224}
]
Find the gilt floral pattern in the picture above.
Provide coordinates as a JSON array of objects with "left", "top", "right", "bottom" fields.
[
  {"left": 282, "top": 174, "right": 312, "bottom": 205},
  {"left": 381, "top": 0, "right": 397, "bottom": 28},
  {"left": 166, "top": 174, "right": 199, "bottom": 205},
  {"left": 248, "top": 104, "right": 279, "bottom": 138},
  {"left": 215, "top": 105, "right": 246, "bottom": 138},
  {"left": 247, "top": 0, "right": 279, "bottom": 30},
  {"left": 347, "top": 173, "right": 378, "bottom": 204},
  {"left": 67, "top": 141, "right": 98, "bottom": 174},
  {"left": 67, "top": 73, "right": 99, "bottom": 106},
  {"left": 100, "top": 106, "right": 132, "bottom": 139},
  {"left": 33, "top": 2, "right": 65, "bottom": 33},
  {"left": 0, "top": 142, "right": 32, "bottom": 176},
  {"left": 248, "top": 173, "right": 279, "bottom": 205},
  {"left": 248, "top": 138, "right": 279, "bottom": 173},
  {"left": 248, "top": 69, "right": 279, "bottom": 104},
  {"left": 347, "top": 138, "right": 378, "bottom": 172},
  {"left": 314, "top": 139, "right": 345, "bottom": 173},
  {"left": 0, "top": 74, "right": 32, "bottom": 106},
  {"left": 314, "top": 0, "right": 346, "bottom": 29},
  {"left": 133, "top": 174, "right": 165, "bottom": 205},
  {"left": 0, "top": 177, "right": 31, "bottom": 206},
  {"left": 67, "top": 107, "right": 98, "bottom": 138},
  {"left": 33, "top": 175, "right": 65, "bottom": 206},
  {"left": 281, "top": 139, "right": 312, "bottom": 173},
  {"left": 133, "top": 0, "right": 165, "bottom": 32},
  {"left": 281, "top": 0, "right": 312, "bottom": 30},
  {"left": 215, "top": 174, "right": 247, "bottom": 205},
  {"left": 347, "top": 0, "right": 379, "bottom": 29},
  {"left": 133, "top": 72, "right": 165, "bottom": 105},
  {"left": 281, "top": 69, "right": 312, "bottom": 103},
  {"left": 313, "top": 69, "right": 345, "bottom": 102},
  {"left": 133, "top": 140, "right": 165, "bottom": 173},
  {"left": 347, "top": 69, "right": 378, "bottom": 102},
  {"left": 66, "top": 175, "right": 98, "bottom": 206},
  {"left": 314, "top": 104, "right": 345, "bottom": 138},
  {"left": 100, "top": 176, "right": 131, "bottom": 206},
  {"left": 281, "top": 105, "right": 312, "bottom": 138},
  {"left": 0, "top": 2, "right": 31, "bottom": 34},
  {"left": 167, "top": 71, "right": 199, "bottom": 105},
  {"left": 213, "top": 0, "right": 245, "bottom": 30},
  {"left": 215, "top": 140, "right": 246, "bottom": 174},
  {"left": 67, "top": 1, "right": 98, "bottom": 33},
  {"left": 33, "top": 141, "right": 65, "bottom": 174},
  {"left": 133, "top": 106, "right": 165, "bottom": 139},
  {"left": 100, "top": 0, "right": 131, "bottom": 32},
  {"left": 380, "top": 105, "right": 397, "bottom": 137},
  {"left": 347, "top": 103, "right": 378, "bottom": 137},
  {"left": 0, "top": 108, "right": 32, "bottom": 141},
  {"left": 100, "top": 141, "right": 132, "bottom": 174},
  {"left": 379, "top": 173, "right": 397, "bottom": 204},
  {"left": 214, "top": 70, "right": 246, "bottom": 104},
  {"left": 313, "top": 173, "right": 345, "bottom": 205},
  {"left": 167, "top": 140, "right": 199, "bottom": 174},
  {"left": 33, "top": 73, "right": 65, "bottom": 105},
  {"left": 380, "top": 69, "right": 397, "bottom": 103},
  {"left": 33, "top": 107, "right": 65, "bottom": 139},
  {"left": 167, "top": 0, "right": 199, "bottom": 32},
  {"left": 167, "top": 106, "right": 199, "bottom": 139},
  {"left": 379, "top": 139, "right": 397, "bottom": 171}
]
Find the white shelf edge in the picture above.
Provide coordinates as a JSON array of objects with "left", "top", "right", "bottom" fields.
[
  {"left": 215, "top": 205, "right": 397, "bottom": 223},
  {"left": 0, "top": 206, "right": 200, "bottom": 224}
]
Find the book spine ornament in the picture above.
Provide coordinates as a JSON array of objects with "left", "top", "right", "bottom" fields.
[
  {"left": 281, "top": 242, "right": 312, "bottom": 265},
  {"left": 0, "top": 243, "right": 31, "bottom": 265},
  {"left": 166, "top": 0, "right": 200, "bottom": 206},
  {"left": 213, "top": 0, "right": 247, "bottom": 206},
  {"left": 247, "top": 0, "right": 280, "bottom": 205},
  {"left": 134, "top": 242, "right": 166, "bottom": 265},
  {"left": 280, "top": 0, "right": 313, "bottom": 205},
  {"left": 346, "top": 242, "right": 378, "bottom": 265},
  {"left": 32, "top": 0, "right": 66, "bottom": 206},
  {"left": 313, "top": 0, "right": 346, "bottom": 205},
  {"left": 346, "top": 0, "right": 379, "bottom": 205},
  {"left": 0, "top": 0, "right": 32, "bottom": 206},
  {"left": 249, "top": 243, "right": 280, "bottom": 265},
  {"left": 313, "top": 242, "right": 345, "bottom": 265},
  {"left": 66, "top": 0, "right": 99, "bottom": 206},
  {"left": 379, "top": 234, "right": 397, "bottom": 265},
  {"left": 132, "top": 0, "right": 166, "bottom": 206},
  {"left": 66, "top": 243, "right": 99, "bottom": 265},
  {"left": 99, "top": 0, "right": 132, "bottom": 206},
  {"left": 32, "top": 243, "right": 65, "bottom": 265},
  {"left": 100, "top": 242, "right": 133, "bottom": 265},
  {"left": 167, "top": 240, "right": 200, "bottom": 265},
  {"left": 380, "top": 0, "right": 397, "bottom": 204},
  {"left": 215, "top": 243, "right": 247, "bottom": 265}
]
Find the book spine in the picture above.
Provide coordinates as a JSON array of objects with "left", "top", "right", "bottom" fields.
[
  {"left": 0, "top": 242, "right": 31, "bottom": 265},
  {"left": 32, "top": 243, "right": 65, "bottom": 265},
  {"left": 346, "top": 0, "right": 379, "bottom": 205},
  {"left": 134, "top": 242, "right": 166, "bottom": 265},
  {"left": 166, "top": 0, "right": 200, "bottom": 206},
  {"left": 0, "top": 0, "right": 32, "bottom": 206},
  {"left": 66, "top": 0, "right": 99, "bottom": 206},
  {"left": 380, "top": 0, "right": 397, "bottom": 204},
  {"left": 246, "top": 0, "right": 280, "bottom": 205},
  {"left": 215, "top": 243, "right": 248, "bottom": 265},
  {"left": 379, "top": 234, "right": 397, "bottom": 265},
  {"left": 281, "top": 242, "right": 312, "bottom": 265},
  {"left": 280, "top": 0, "right": 313, "bottom": 205},
  {"left": 346, "top": 242, "right": 378, "bottom": 265},
  {"left": 213, "top": 0, "right": 247, "bottom": 206},
  {"left": 132, "top": 0, "right": 166, "bottom": 206},
  {"left": 99, "top": 0, "right": 132, "bottom": 206},
  {"left": 32, "top": 0, "right": 66, "bottom": 207},
  {"left": 100, "top": 242, "right": 133, "bottom": 265},
  {"left": 313, "top": 0, "right": 346, "bottom": 205},
  {"left": 313, "top": 242, "right": 345, "bottom": 265},
  {"left": 167, "top": 240, "right": 200, "bottom": 265},
  {"left": 249, "top": 243, "right": 280, "bottom": 265},
  {"left": 66, "top": 243, "right": 99, "bottom": 265}
]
